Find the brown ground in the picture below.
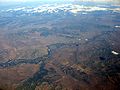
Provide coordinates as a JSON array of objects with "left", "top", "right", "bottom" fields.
[{"left": 0, "top": 64, "right": 39, "bottom": 90}]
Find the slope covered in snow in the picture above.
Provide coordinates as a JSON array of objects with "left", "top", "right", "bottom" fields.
[{"left": 3, "top": 4, "right": 120, "bottom": 15}]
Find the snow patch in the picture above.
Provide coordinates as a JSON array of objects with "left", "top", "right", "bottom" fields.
[
  {"left": 115, "top": 26, "right": 120, "bottom": 28},
  {"left": 111, "top": 51, "right": 119, "bottom": 55}
]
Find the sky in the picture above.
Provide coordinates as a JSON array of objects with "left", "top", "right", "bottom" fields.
[
  {"left": 0, "top": 0, "right": 119, "bottom": 2},
  {"left": 0, "top": 0, "right": 64, "bottom": 2},
  {"left": 0, "top": 0, "right": 37, "bottom": 2},
  {"left": 0, "top": 0, "right": 120, "bottom": 3}
]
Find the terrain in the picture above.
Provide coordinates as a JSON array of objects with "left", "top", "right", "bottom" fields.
[{"left": 0, "top": 1, "right": 120, "bottom": 90}]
